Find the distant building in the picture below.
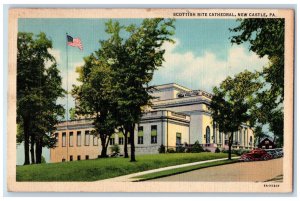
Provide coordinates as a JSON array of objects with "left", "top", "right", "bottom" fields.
[
  {"left": 50, "top": 83, "right": 255, "bottom": 163},
  {"left": 258, "top": 137, "right": 276, "bottom": 149}
]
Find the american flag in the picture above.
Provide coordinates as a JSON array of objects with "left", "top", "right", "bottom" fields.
[{"left": 67, "top": 34, "right": 83, "bottom": 50}]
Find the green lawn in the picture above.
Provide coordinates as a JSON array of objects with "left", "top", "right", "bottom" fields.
[
  {"left": 133, "top": 159, "right": 239, "bottom": 181},
  {"left": 17, "top": 152, "right": 231, "bottom": 181}
]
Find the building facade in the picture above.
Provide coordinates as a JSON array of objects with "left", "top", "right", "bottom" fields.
[{"left": 50, "top": 83, "right": 254, "bottom": 163}]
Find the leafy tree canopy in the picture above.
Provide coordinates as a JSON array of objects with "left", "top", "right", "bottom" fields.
[
  {"left": 230, "top": 19, "right": 284, "bottom": 146},
  {"left": 17, "top": 32, "right": 65, "bottom": 164}
]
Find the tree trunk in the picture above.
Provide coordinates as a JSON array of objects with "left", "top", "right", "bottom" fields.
[
  {"left": 228, "top": 132, "right": 233, "bottom": 160},
  {"left": 23, "top": 118, "right": 30, "bottom": 165},
  {"left": 123, "top": 129, "right": 129, "bottom": 158},
  {"left": 129, "top": 124, "right": 136, "bottom": 162},
  {"left": 100, "top": 136, "right": 108, "bottom": 158},
  {"left": 30, "top": 133, "right": 35, "bottom": 164},
  {"left": 35, "top": 139, "right": 42, "bottom": 164}
]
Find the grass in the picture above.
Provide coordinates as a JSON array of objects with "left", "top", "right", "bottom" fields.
[
  {"left": 16, "top": 152, "right": 232, "bottom": 181},
  {"left": 133, "top": 159, "right": 239, "bottom": 181}
]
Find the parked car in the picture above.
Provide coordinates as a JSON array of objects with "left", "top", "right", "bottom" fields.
[
  {"left": 239, "top": 148, "right": 272, "bottom": 162},
  {"left": 275, "top": 148, "right": 284, "bottom": 157},
  {"left": 265, "top": 149, "right": 280, "bottom": 159}
]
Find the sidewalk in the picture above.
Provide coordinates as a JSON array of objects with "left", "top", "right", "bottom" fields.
[{"left": 95, "top": 157, "right": 239, "bottom": 182}]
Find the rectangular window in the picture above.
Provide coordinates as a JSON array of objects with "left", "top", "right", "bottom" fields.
[
  {"left": 93, "top": 135, "right": 98, "bottom": 146},
  {"left": 85, "top": 130, "right": 90, "bottom": 146},
  {"left": 85, "top": 155, "right": 89, "bottom": 160},
  {"left": 117, "top": 132, "right": 124, "bottom": 145},
  {"left": 138, "top": 126, "right": 143, "bottom": 135},
  {"left": 109, "top": 137, "right": 115, "bottom": 145},
  {"left": 77, "top": 155, "right": 81, "bottom": 161},
  {"left": 151, "top": 125, "right": 157, "bottom": 144},
  {"left": 176, "top": 132, "right": 181, "bottom": 145},
  {"left": 55, "top": 133, "right": 59, "bottom": 146},
  {"left": 69, "top": 132, "right": 73, "bottom": 147},
  {"left": 138, "top": 126, "right": 144, "bottom": 144},
  {"left": 151, "top": 136, "right": 157, "bottom": 144},
  {"left": 70, "top": 155, "right": 73, "bottom": 161},
  {"left": 62, "top": 132, "right": 66, "bottom": 147},
  {"left": 138, "top": 136, "right": 143, "bottom": 144},
  {"left": 119, "top": 137, "right": 124, "bottom": 145},
  {"left": 77, "top": 131, "right": 81, "bottom": 146}
]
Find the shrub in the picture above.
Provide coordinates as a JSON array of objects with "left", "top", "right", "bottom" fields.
[
  {"left": 204, "top": 149, "right": 211, "bottom": 152},
  {"left": 221, "top": 149, "right": 228, "bottom": 153},
  {"left": 166, "top": 148, "right": 176, "bottom": 153},
  {"left": 110, "top": 144, "right": 120, "bottom": 154},
  {"left": 191, "top": 140, "right": 204, "bottom": 153},
  {"left": 41, "top": 156, "right": 46, "bottom": 163},
  {"left": 220, "top": 149, "right": 250, "bottom": 155},
  {"left": 237, "top": 149, "right": 250, "bottom": 156},
  {"left": 176, "top": 146, "right": 185, "bottom": 153},
  {"left": 215, "top": 147, "right": 221, "bottom": 153},
  {"left": 158, "top": 144, "right": 166, "bottom": 153}
]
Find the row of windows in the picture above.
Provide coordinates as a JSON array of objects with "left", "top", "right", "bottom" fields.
[
  {"left": 56, "top": 125, "right": 159, "bottom": 147},
  {"left": 63, "top": 155, "right": 89, "bottom": 162},
  {"left": 108, "top": 125, "right": 158, "bottom": 145},
  {"left": 108, "top": 135, "right": 157, "bottom": 145},
  {"left": 55, "top": 131, "right": 98, "bottom": 147},
  {"left": 109, "top": 137, "right": 130, "bottom": 145}
]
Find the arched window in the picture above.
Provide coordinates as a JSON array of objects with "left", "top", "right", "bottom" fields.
[{"left": 206, "top": 126, "right": 210, "bottom": 144}]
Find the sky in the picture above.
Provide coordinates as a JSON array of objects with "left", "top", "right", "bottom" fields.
[{"left": 18, "top": 18, "right": 269, "bottom": 119}]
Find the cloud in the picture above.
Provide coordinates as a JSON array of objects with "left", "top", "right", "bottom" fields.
[
  {"left": 49, "top": 48, "right": 61, "bottom": 63},
  {"left": 153, "top": 38, "right": 269, "bottom": 92},
  {"left": 45, "top": 48, "right": 84, "bottom": 118},
  {"left": 45, "top": 48, "right": 61, "bottom": 68},
  {"left": 47, "top": 48, "right": 82, "bottom": 92},
  {"left": 64, "top": 61, "right": 83, "bottom": 91},
  {"left": 56, "top": 60, "right": 84, "bottom": 115}
]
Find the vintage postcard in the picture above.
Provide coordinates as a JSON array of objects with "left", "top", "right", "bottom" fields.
[{"left": 7, "top": 8, "right": 294, "bottom": 192}]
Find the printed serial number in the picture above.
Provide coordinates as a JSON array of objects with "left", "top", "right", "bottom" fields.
[{"left": 264, "top": 184, "right": 280, "bottom": 187}]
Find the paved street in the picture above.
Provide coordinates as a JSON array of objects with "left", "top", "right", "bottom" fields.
[{"left": 149, "top": 158, "right": 283, "bottom": 182}]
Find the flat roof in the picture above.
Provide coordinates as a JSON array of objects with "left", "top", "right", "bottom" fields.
[{"left": 152, "top": 83, "right": 191, "bottom": 92}]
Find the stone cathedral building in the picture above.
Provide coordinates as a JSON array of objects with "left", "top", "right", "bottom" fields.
[{"left": 50, "top": 83, "right": 254, "bottom": 163}]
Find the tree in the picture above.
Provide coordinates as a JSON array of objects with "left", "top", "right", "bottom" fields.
[
  {"left": 211, "top": 71, "right": 261, "bottom": 159},
  {"left": 72, "top": 55, "right": 118, "bottom": 157},
  {"left": 108, "top": 18, "right": 175, "bottom": 162},
  {"left": 73, "top": 19, "right": 175, "bottom": 161},
  {"left": 69, "top": 107, "right": 76, "bottom": 120},
  {"left": 17, "top": 32, "right": 65, "bottom": 164},
  {"left": 253, "top": 125, "right": 268, "bottom": 146},
  {"left": 230, "top": 19, "right": 284, "bottom": 146}
]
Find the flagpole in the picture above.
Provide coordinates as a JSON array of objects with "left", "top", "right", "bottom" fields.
[{"left": 66, "top": 32, "right": 69, "bottom": 162}]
